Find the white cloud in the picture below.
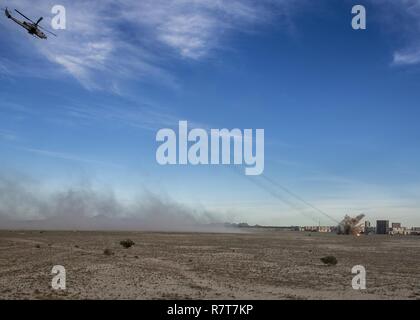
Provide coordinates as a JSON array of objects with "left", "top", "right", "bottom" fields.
[
  {"left": 374, "top": 0, "right": 420, "bottom": 65},
  {"left": 1, "top": 0, "right": 301, "bottom": 90},
  {"left": 393, "top": 49, "right": 420, "bottom": 65},
  {"left": 124, "top": 0, "right": 271, "bottom": 59}
]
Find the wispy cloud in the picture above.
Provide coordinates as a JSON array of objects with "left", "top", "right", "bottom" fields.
[
  {"left": 372, "top": 0, "right": 420, "bottom": 65},
  {"left": 0, "top": 130, "right": 17, "bottom": 141},
  {"left": 0, "top": 60, "right": 11, "bottom": 77},
  {"left": 123, "top": 0, "right": 271, "bottom": 59},
  {"left": 55, "top": 102, "right": 193, "bottom": 131},
  {"left": 19, "top": 147, "right": 123, "bottom": 168},
  {"left": 393, "top": 48, "right": 420, "bottom": 65},
  {"left": 1, "top": 0, "right": 303, "bottom": 90}
]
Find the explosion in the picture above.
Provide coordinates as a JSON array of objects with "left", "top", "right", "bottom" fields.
[{"left": 337, "top": 214, "right": 365, "bottom": 235}]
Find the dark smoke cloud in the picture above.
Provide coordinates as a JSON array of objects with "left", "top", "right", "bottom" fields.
[{"left": 0, "top": 173, "right": 229, "bottom": 232}]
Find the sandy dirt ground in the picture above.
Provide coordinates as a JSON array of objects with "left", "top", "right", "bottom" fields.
[{"left": 0, "top": 230, "right": 419, "bottom": 300}]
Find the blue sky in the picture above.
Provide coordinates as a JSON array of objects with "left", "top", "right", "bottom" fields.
[{"left": 1, "top": 0, "right": 420, "bottom": 226}]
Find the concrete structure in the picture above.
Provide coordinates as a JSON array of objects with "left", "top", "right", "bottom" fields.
[
  {"left": 302, "top": 226, "right": 332, "bottom": 233},
  {"left": 363, "top": 221, "right": 376, "bottom": 234},
  {"left": 376, "top": 220, "right": 389, "bottom": 235},
  {"left": 317, "top": 226, "right": 332, "bottom": 233},
  {"left": 390, "top": 225, "right": 410, "bottom": 235},
  {"left": 411, "top": 227, "right": 420, "bottom": 235}
]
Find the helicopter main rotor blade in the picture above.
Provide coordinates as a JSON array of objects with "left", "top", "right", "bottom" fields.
[
  {"left": 38, "top": 25, "right": 57, "bottom": 37},
  {"left": 35, "top": 17, "right": 43, "bottom": 25},
  {"left": 14, "top": 9, "right": 36, "bottom": 24}
]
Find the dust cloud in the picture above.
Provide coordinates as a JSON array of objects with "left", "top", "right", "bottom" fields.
[{"left": 0, "top": 173, "right": 229, "bottom": 232}]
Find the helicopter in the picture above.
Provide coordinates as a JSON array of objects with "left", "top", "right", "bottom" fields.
[{"left": 4, "top": 7, "right": 57, "bottom": 39}]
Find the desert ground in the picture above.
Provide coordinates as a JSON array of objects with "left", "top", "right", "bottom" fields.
[{"left": 0, "top": 229, "right": 419, "bottom": 300}]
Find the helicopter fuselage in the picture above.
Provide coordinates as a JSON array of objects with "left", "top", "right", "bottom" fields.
[{"left": 21, "top": 21, "right": 47, "bottom": 39}]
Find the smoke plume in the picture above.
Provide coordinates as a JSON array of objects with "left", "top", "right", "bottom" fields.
[{"left": 0, "top": 173, "right": 225, "bottom": 232}]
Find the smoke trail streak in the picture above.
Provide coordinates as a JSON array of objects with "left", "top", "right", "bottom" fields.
[
  {"left": 260, "top": 174, "right": 339, "bottom": 224},
  {"left": 231, "top": 168, "right": 320, "bottom": 224},
  {"left": 251, "top": 177, "right": 320, "bottom": 224}
]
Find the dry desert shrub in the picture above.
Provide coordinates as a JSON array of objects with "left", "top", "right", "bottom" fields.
[
  {"left": 120, "top": 239, "right": 135, "bottom": 249},
  {"left": 104, "top": 248, "right": 114, "bottom": 256},
  {"left": 320, "top": 255, "right": 338, "bottom": 266}
]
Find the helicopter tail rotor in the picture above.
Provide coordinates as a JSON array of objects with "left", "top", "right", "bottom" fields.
[{"left": 3, "top": 7, "right": 11, "bottom": 18}]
